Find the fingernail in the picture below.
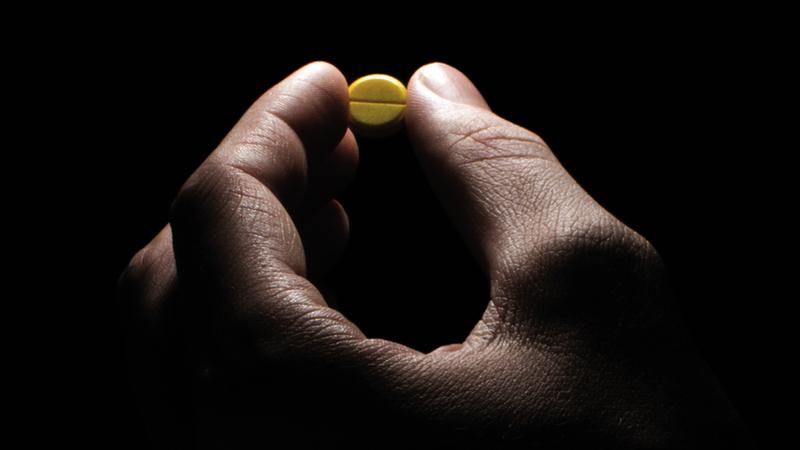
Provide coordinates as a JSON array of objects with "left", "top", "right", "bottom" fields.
[{"left": 418, "top": 63, "right": 490, "bottom": 109}]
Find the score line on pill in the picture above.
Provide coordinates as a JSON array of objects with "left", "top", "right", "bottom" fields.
[{"left": 348, "top": 74, "right": 408, "bottom": 138}]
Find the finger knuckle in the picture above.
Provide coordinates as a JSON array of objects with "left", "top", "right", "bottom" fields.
[
  {"left": 171, "top": 110, "right": 309, "bottom": 229},
  {"left": 170, "top": 161, "right": 266, "bottom": 233},
  {"left": 495, "top": 212, "right": 669, "bottom": 335},
  {"left": 170, "top": 163, "right": 225, "bottom": 225},
  {"left": 545, "top": 220, "right": 667, "bottom": 318},
  {"left": 548, "top": 213, "right": 663, "bottom": 283},
  {"left": 117, "top": 242, "right": 163, "bottom": 301},
  {"left": 218, "top": 111, "right": 307, "bottom": 196},
  {"left": 118, "top": 247, "right": 149, "bottom": 293}
]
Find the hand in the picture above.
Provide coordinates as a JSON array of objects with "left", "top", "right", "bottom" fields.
[{"left": 119, "top": 62, "right": 752, "bottom": 449}]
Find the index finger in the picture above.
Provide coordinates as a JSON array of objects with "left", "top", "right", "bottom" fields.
[{"left": 170, "top": 62, "right": 363, "bottom": 361}]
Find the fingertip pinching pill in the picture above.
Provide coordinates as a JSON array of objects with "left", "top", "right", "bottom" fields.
[{"left": 348, "top": 74, "right": 407, "bottom": 138}]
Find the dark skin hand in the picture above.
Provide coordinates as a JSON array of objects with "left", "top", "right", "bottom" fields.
[{"left": 119, "top": 62, "right": 753, "bottom": 449}]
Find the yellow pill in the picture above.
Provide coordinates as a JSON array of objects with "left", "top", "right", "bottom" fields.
[{"left": 348, "top": 74, "right": 407, "bottom": 138}]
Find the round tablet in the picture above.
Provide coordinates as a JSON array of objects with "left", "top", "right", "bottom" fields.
[{"left": 348, "top": 74, "right": 407, "bottom": 138}]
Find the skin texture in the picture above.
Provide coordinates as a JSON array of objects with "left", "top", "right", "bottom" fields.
[{"left": 118, "top": 62, "right": 753, "bottom": 449}]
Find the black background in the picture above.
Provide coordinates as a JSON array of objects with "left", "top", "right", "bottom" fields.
[{"left": 51, "top": 19, "right": 787, "bottom": 448}]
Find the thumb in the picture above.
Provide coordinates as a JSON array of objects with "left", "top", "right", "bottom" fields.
[{"left": 405, "top": 63, "right": 608, "bottom": 276}]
